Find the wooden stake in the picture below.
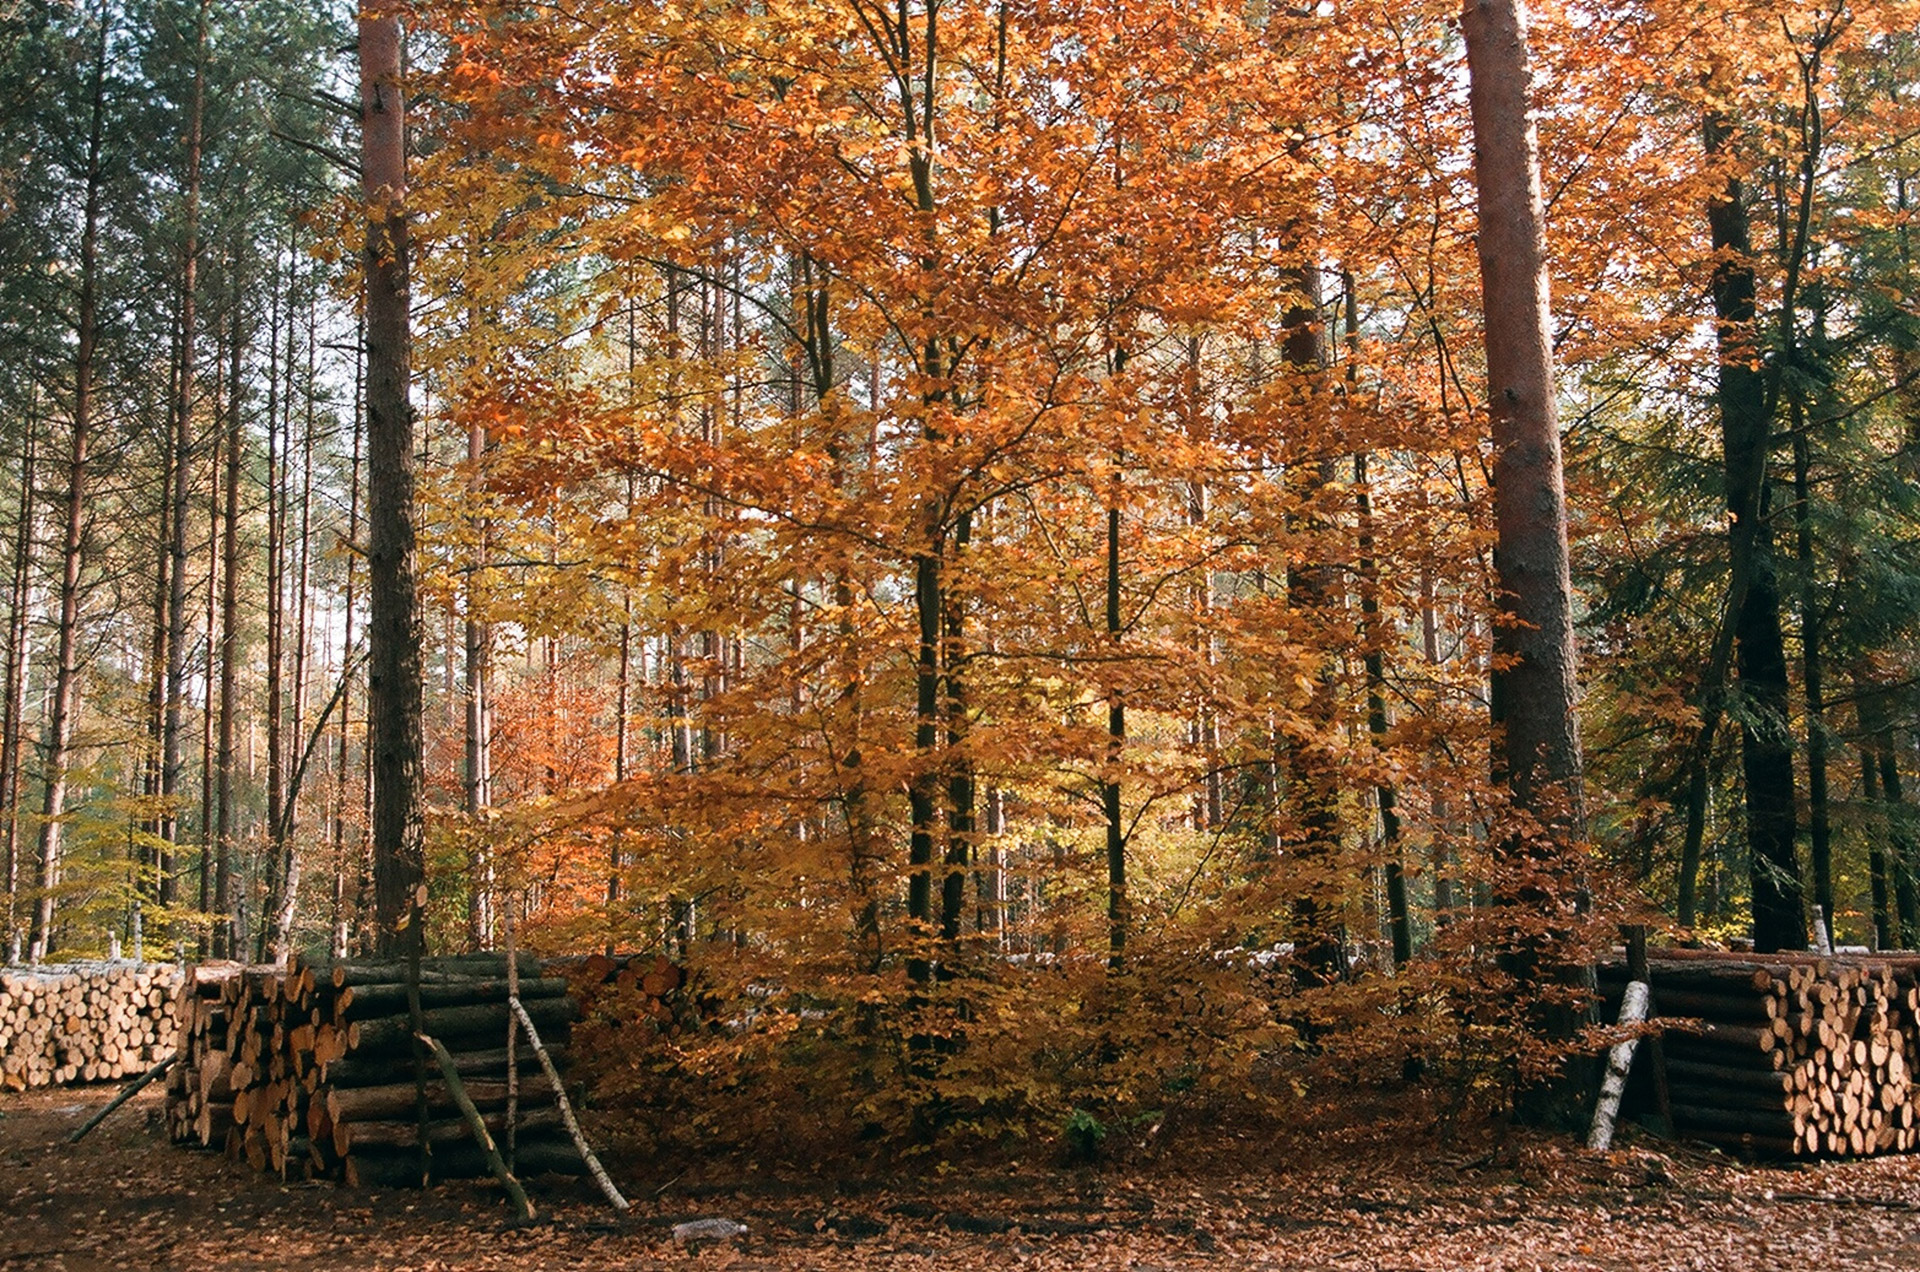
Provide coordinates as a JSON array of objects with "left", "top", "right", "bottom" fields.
[
  {"left": 70, "top": 1052, "right": 177, "bottom": 1143},
  {"left": 416, "top": 1030, "right": 533, "bottom": 1221}
]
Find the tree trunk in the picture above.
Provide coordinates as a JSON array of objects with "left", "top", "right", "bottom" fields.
[
  {"left": 142, "top": 325, "right": 174, "bottom": 900},
  {"left": 1103, "top": 496, "right": 1125, "bottom": 972},
  {"left": 1462, "top": 0, "right": 1585, "bottom": 834},
  {"left": 1884, "top": 744, "right": 1918, "bottom": 949},
  {"left": 943, "top": 508, "right": 975, "bottom": 950},
  {"left": 1280, "top": 268, "right": 1344, "bottom": 986},
  {"left": 158, "top": 0, "right": 208, "bottom": 913},
  {"left": 906, "top": 541, "right": 942, "bottom": 989},
  {"left": 1704, "top": 107, "right": 1803, "bottom": 953},
  {"left": 464, "top": 420, "right": 492, "bottom": 950},
  {"left": 1860, "top": 729, "right": 1895, "bottom": 950},
  {"left": 1461, "top": 0, "right": 1586, "bottom": 1069},
  {"left": 271, "top": 296, "right": 319, "bottom": 959},
  {"left": 361, "top": 5, "right": 426, "bottom": 958},
  {"left": 1860, "top": 678, "right": 1920, "bottom": 947},
  {"left": 2, "top": 405, "right": 37, "bottom": 952},
  {"left": 30, "top": 17, "right": 108, "bottom": 961},
  {"left": 1357, "top": 453, "right": 1412, "bottom": 968},
  {"left": 213, "top": 274, "right": 245, "bottom": 960},
  {"left": 332, "top": 318, "right": 366, "bottom": 958},
  {"left": 1421, "top": 569, "right": 1456, "bottom": 923},
  {"left": 198, "top": 337, "right": 221, "bottom": 956},
  {"left": 1792, "top": 412, "right": 1831, "bottom": 932},
  {"left": 259, "top": 253, "right": 286, "bottom": 962}
]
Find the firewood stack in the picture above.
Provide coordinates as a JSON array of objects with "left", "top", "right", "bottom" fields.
[
  {"left": 1602, "top": 950, "right": 1920, "bottom": 1158},
  {"left": 0, "top": 962, "right": 182, "bottom": 1090},
  {"left": 166, "top": 953, "right": 583, "bottom": 1185},
  {"left": 564, "top": 952, "right": 690, "bottom": 1034}
]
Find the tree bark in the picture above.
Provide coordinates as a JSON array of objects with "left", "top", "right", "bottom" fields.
[
  {"left": 197, "top": 333, "right": 221, "bottom": 955},
  {"left": 464, "top": 420, "right": 492, "bottom": 950},
  {"left": 1461, "top": 0, "right": 1587, "bottom": 1071},
  {"left": 1791, "top": 411, "right": 1831, "bottom": 931},
  {"left": 158, "top": 0, "right": 208, "bottom": 912},
  {"left": 1704, "top": 107, "right": 1803, "bottom": 953},
  {"left": 30, "top": 15, "right": 109, "bottom": 961},
  {"left": 259, "top": 251, "right": 286, "bottom": 962},
  {"left": 271, "top": 295, "right": 319, "bottom": 959},
  {"left": 360, "top": 4, "right": 426, "bottom": 958},
  {"left": 1860, "top": 681, "right": 1919, "bottom": 946},
  {"left": 1280, "top": 267, "right": 1345, "bottom": 986},
  {"left": 2, "top": 404, "right": 37, "bottom": 952},
  {"left": 1357, "top": 452, "right": 1412, "bottom": 968},
  {"left": 1462, "top": 0, "right": 1585, "bottom": 836},
  {"left": 333, "top": 320, "right": 365, "bottom": 958},
  {"left": 943, "top": 508, "right": 975, "bottom": 949},
  {"left": 1103, "top": 495, "right": 1126, "bottom": 972},
  {"left": 212, "top": 258, "right": 246, "bottom": 960},
  {"left": 1860, "top": 727, "right": 1895, "bottom": 950}
]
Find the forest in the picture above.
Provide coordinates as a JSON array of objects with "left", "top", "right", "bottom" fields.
[{"left": 2, "top": 0, "right": 1919, "bottom": 1162}]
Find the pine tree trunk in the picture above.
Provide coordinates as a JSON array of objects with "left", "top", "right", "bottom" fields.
[
  {"left": 360, "top": 5, "right": 426, "bottom": 958},
  {"left": 1792, "top": 413, "right": 1832, "bottom": 931},
  {"left": 464, "top": 419, "right": 492, "bottom": 949},
  {"left": 268, "top": 294, "right": 319, "bottom": 961},
  {"left": 198, "top": 348, "right": 221, "bottom": 956},
  {"left": 158, "top": 0, "right": 208, "bottom": 913},
  {"left": 1860, "top": 730, "right": 1895, "bottom": 950},
  {"left": 142, "top": 324, "right": 174, "bottom": 898},
  {"left": 1463, "top": 0, "right": 1585, "bottom": 832},
  {"left": 31, "top": 17, "right": 109, "bottom": 961},
  {"left": 2, "top": 407, "right": 38, "bottom": 952},
  {"left": 1863, "top": 681, "right": 1920, "bottom": 947},
  {"left": 213, "top": 269, "right": 246, "bottom": 960},
  {"left": 332, "top": 320, "right": 366, "bottom": 958},
  {"left": 259, "top": 254, "right": 286, "bottom": 961},
  {"left": 1461, "top": 0, "right": 1586, "bottom": 1059},
  {"left": 1703, "top": 107, "right": 1804, "bottom": 953}
]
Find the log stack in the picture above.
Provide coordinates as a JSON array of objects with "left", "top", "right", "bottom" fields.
[
  {"left": 564, "top": 952, "right": 690, "bottom": 1034},
  {"left": 1604, "top": 950, "right": 1920, "bottom": 1158},
  {"left": 166, "top": 954, "right": 583, "bottom": 1186},
  {"left": 0, "top": 962, "right": 182, "bottom": 1090}
]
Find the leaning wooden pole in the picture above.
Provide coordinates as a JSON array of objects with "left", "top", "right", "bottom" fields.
[
  {"left": 417, "top": 1031, "right": 533, "bottom": 1221},
  {"left": 70, "top": 1052, "right": 178, "bottom": 1144},
  {"left": 1587, "top": 980, "right": 1649, "bottom": 1151},
  {"left": 509, "top": 995, "right": 629, "bottom": 1210},
  {"left": 504, "top": 896, "right": 520, "bottom": 1167}
]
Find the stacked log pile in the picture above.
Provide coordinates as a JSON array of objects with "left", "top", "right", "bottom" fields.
[
  {"left": 564, "top": 952, "right": 690, "bottom": 1033},
  {"left": 1603, "top": 951, "right": 1920, "bottom": 1158},
  {"left": 0, "top": 962, "right": 182, "bottom": 1090},
  {"left": 165, "top": 954, "right": 583, "bottom": 1185}
]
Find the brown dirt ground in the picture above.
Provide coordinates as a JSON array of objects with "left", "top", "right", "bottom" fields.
[{"left": 6, "top": 1085, "right": 1920, "bottom": 1270}]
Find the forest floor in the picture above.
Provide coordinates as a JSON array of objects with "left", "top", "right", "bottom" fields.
[{"left": 5, "top": 1086, "right": 1920, "bottom": 1271}]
